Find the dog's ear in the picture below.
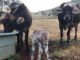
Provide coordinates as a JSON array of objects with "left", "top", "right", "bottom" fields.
[{"left": 43, "top": 31, "right": 49, "bottom": 40}]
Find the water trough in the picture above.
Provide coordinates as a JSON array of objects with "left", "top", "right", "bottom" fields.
[{"left": 0, "top": 31, "right": 18, "bottom": 59}]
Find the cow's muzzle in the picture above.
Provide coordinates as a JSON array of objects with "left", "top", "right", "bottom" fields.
[{"left": 64, "top": 15, "right": 71, "bottom": 20}]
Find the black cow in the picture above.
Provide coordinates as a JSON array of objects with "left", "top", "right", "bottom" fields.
[
  {"left": 1, "top": 3, "right": 32, "bottom": 55},
  {"left": 11, "top": 3, "right": 32, "bottom": 54},
  {"left": 58, "top": 3, "right": 80, "bottom": 45}
]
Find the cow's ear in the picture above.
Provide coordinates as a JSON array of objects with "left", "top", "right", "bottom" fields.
[
  {"left": 56, "top": 8, "right": 63, "bottom": 13},
  {"left": 72, "top": 7, "right": 80, "bottom": 14},
  {"left": 17, "top": 17, "right": 24, "bottom": 24}
]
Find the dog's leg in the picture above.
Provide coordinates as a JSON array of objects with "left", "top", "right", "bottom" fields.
[
  {"left": 38, "top": 42, "right": 42, "bottom": 60},
  {"left": 31, "top": 44, "right": 35, "bottom": 60},
  {"left": 45, "top": 42, "right": 50, "bottom": 60}
]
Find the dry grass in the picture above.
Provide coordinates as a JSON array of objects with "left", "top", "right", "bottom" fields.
[
  {"left": 29, "top": 19, "right": 80, "bottom": 39},
  {"left": 29, "top": 19, "right": 59, "bottom": 40},
  {"left": 1, "top": 19, "right": 80, "bottom": 60}
]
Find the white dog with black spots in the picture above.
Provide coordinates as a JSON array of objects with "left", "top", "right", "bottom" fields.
[{"left": 31, "top": 28, "right": 51, "bottom": 60}]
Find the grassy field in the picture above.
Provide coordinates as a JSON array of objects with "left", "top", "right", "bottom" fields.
[
  {"left": 1, "top": 19, "right": 80, "bottom": 60},
  {"left": 29, "top": 19, "right": 80, "bottom": 39}
]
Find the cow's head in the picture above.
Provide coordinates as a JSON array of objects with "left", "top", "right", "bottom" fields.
[
  {"left": 58, "top": 3, "right": 80, "bottom": 21},
  {"left": 10, "top": 2, "right": 21, "bottom": 13}
]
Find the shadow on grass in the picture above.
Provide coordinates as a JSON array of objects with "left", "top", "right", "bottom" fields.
[
  {"left": 6, "top": 39, "right": 80, "bottom": 60},
  {"left": 49, "top": 39, "right": 80, "bottom": 60}
]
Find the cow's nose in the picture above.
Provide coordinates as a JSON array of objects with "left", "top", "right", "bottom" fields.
[{"left": 64, "top": 15, "right": 71, "bottom": 20}]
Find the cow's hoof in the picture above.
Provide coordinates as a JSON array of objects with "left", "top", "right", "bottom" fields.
[
  {"left": 16, "top": 48, "right": 20, "bottom": 53},
  {"left": 74, "top": 40, "right": 78, "bottom": 45},
  {"left": 74, "top": 39, "right": 78, "bottom": 42},
  {"left": 66, "top": 40, "right": 70, "bottom": 45},
  {"left": 59, "top": 41, "right": 62, "bottom": 45},
  {"left": 67, "top": 42, "right": 70, "bottom": 46}
]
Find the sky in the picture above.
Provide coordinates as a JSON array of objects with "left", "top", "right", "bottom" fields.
[{"left": 20, "top": 0, "right": 71, "bottom": 12}]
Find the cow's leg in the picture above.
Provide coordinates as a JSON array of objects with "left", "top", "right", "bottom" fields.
[
  {"left": 67, "top": 27, "right": 71, "bottom": 44},
  {"left": 59, "top": 25, "right": 63, "bottom": 44},
  {"left": 25, "top": 29, "right": 30, "bottom": 55},
  {"left": 16, "top": 34, "right": 20, "bottom": 53},
  {"left": 74, "top": 25, "right": 78, "bottom": 41},
  {"left": 38, "top": 42, "right": 42, "bottom": 60},
  {"left": 20, "top": 32, "right": 23, "bottom": 47},
  {"left": 16, "top": 33, "right": 21, "bottom": 53},
  {"left": 16, "top": 32, "right": 23, "bottom": 53},
  {"left": 31, "top": 43, "right": 35, "bottom": 60}
]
